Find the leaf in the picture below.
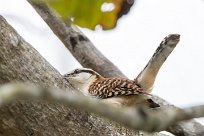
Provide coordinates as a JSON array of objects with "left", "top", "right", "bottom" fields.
[{"left": 42, "top": 0, "right": 129, "bottom": 30}]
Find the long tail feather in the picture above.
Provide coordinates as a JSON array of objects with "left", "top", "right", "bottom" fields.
[{"left": 135, "top": 34, "right": 180, "bottom": 92}]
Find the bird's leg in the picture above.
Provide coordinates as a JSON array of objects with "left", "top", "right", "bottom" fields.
[
  {"left": 136, "top": 98, "right": 160, "bottom": 108},
  {"left": 135, "top": 34, "right": 180, "bottom": 92},
  {"left": 146, "top": 98, "right": 160, "bottom": 108}
]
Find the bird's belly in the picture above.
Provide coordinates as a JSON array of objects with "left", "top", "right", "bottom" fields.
[{"left": 101, "top": 95, "right": 149, "bottom": 107}]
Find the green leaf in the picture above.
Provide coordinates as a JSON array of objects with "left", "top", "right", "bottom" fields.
[{"left": 43, "top": 0, "right": 124, "bottom": 30}]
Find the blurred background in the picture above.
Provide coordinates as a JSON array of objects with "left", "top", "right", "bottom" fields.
[{"left": 0, "top": 0, "right": 204, "bottom": 124}]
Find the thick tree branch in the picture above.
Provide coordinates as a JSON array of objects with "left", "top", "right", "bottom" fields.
[
  {"left": 28, "top": 1, "right": 204, "bottom": 136},
  {"left": 1, "top": 83, "right": 204, "bottom": 133}
]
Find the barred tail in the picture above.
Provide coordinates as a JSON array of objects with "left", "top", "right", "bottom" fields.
[{"left": 135, "top": 34, "right": 180, "bottom": 92}]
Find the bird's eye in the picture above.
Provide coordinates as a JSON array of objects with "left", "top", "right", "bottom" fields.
[{"left": 74, "top": 69, "right": 80, "bottom": 73}]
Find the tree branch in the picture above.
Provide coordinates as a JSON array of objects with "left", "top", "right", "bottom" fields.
[
  {"left": 28, "top": 1, "right": 204, "bottom": 135},
  {"left": 1, "top": 83, "right": 204, "bottom": 134},
  {"left": 28, "top": 0, "right": 125, "bottom": 78}
]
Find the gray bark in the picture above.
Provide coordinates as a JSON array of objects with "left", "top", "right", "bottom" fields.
[{"left": 28, "top": 1, "right": 204, "bottom": 136}]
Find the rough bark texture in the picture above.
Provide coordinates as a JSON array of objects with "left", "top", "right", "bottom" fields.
[
  {"left": 0, "top": 16, "right": 154, "bottom": 136},
  {"left": 28, "top": 2, "right": 204, "bottom": 136}
]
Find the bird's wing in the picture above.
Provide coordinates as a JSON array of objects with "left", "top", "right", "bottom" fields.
[{"left": 89, "top": 78, "right": 150, "bottom": 99}]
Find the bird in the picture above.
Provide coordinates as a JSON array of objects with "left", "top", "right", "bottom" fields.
[
  {"left": 64, "top": 68, "right": 158, "bottom": 107},
  {"left": 64, "top": 34, "right": 180, "bottom": 108}
]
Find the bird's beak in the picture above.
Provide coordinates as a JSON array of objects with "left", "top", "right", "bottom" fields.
[{"left": 64, "top": 73, "right": 75, "bottom": 78}]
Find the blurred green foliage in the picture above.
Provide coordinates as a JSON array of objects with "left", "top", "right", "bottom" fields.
[{"left": 44, "top": 0, "right": 123, "bottom": 30}]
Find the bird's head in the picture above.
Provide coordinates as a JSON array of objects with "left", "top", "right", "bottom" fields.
[{"left": 64, "top": 68, "right": 102, "bottom": 96}]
